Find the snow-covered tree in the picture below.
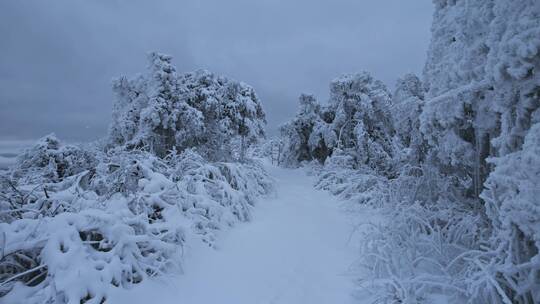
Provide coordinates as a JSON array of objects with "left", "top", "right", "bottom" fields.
[
  {"left": 178, "top": 70, "right": 266, "bottom": 161},
  {"left": 481, "top": 123, "right": 540, "bottom": 304},
  {"left": 422, "top": 0, "right": 540, "bottom": 199},
  {"left": 328, "top": 72, "right": 395, "bottom": 176},
  {"left": 391, "top": 74, "right": 427, "bottom": 166},
  {"left": 279, "top": 94, "right": 333, "bottom": 166},
  {"left": 109, "top": 53, "right": 204, "bottom": 157},
  {"left": 108, "top": 75, "right": 148, "bottom": 148},
  {"left": 141, "top": 53, "right": 205, "bottom": 157},
  {"left": 280, "top": 72, "right": 396, "bottom": 175},
  {"left": 418, "top": 0, "right": 540, "bottom": 302},
  {"left": 108, "top": 52, "right": 266, "bottom": 161}
]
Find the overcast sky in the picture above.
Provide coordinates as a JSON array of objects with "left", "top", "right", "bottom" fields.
[{"left": 0, "top": 0, "right": 433, "bottom": 141}]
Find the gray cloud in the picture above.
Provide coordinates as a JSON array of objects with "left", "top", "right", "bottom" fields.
[{"left": 0, "top": 0, "right": 432, "bottom": 141}]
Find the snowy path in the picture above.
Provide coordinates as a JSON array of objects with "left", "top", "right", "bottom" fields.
[{"left": 109, "top": 165, "right": 359, "bottom": 304}]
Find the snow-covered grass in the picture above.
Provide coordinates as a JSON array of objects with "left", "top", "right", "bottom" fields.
[
  {"left": 0, "top": 138, "right": 273, "bottom": 304},
  {"left": 307, "top": 153, "right": 489, "bottom": 303},
  {"left": 310, "top": 151, "right": 540, "bottom": 303}
]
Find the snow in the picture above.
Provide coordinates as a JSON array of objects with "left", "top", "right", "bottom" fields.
[
  {"left": 109, "top": 162, "right": 359, "bottom": 304},
  {"left": 2, "top": 2, "right": 538, "bottom": 303}
]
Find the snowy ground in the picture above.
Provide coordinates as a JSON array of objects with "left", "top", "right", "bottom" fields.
[{"left": 109, "top": 164, "right": 365, "bottom": 304}]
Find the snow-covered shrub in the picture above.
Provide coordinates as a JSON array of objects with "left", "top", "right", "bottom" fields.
[
  {"left": 250, "top": 137, "right": 278, "bottom": 160},
  {"left": 355, "top": 199, "right": 487, "bottom": 303},
  {"left": 346, "top": 157, "right": 490, "bottom": 302},
  {"left": 0, "top": 206, "right": 184, "bottom": 304},
  {"left": 0, "top": 136, "right": 273, "bottom": 303},
  {"left": 1, "top": 153, "right": 185, "bottom": 303},
  {"left": 166, "top": 149, "right": 273, "bottom": 244},
  {"left": 10, "top": 134, "right": 97, "bottom": 184},
  {"left": 314, "top": 149, "right": 389, "bottom": 207},
  {"left": 109, "top": 52, "right": 266, "bottom": 161}
]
